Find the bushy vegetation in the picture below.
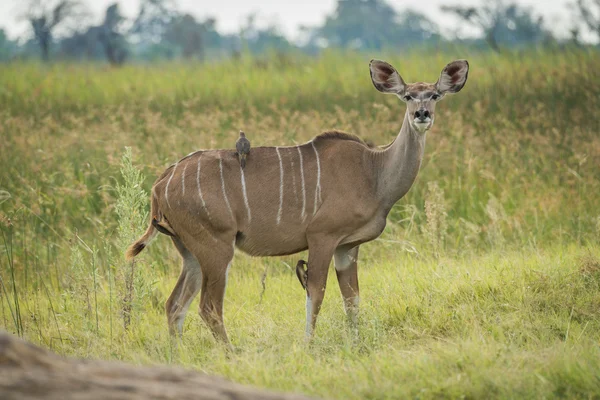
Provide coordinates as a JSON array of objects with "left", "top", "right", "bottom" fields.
[{"left": 0, "top": 49, "right": 599, "bottom": 399}]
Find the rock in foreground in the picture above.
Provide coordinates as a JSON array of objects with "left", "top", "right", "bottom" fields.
[{"left": 0, "top": 332, "right": 316, "bottom": 400}]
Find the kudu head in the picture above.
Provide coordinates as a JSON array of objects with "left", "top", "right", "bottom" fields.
[{"left": 369, "top": 59, "right": 469, "bottom": 134}]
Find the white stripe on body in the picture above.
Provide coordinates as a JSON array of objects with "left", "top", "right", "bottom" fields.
[
  {"left": 181, "top": 163, "right": 187, "bottom": 196},
  {"left": 219, "top": 158, "right": 234, "bottom": 221},
  {"left": 287, "top": 147, "right": 298, "bottom": 205},
  {"left": 165, "top": 162, "right": 178, "bottom": 209},
  {"left": 191, "top": 155, "right": 220, "bottom": 242},
  {"left": 196, "top": 154, "right": 211, "bottom": 219},
  {"left": 311, "top": 141, "right": 322, "bottom": 214},
  {"left": 297, "top": 146, "right": 306, "bottom": 220},
  {"left": 240, "top": 165, "right": 251, "bottom": 222},
  {"left": 275, "top": 147, "right": 284, "bottom": 225}
]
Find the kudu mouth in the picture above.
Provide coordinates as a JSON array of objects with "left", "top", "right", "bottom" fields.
[
  {"left": 411, "top": 118, "right": 433, "bottom": 134},
  {"left": 410, "top": 108, "right": 433, "bottom": 133}
]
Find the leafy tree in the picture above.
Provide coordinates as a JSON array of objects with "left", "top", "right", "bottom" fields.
[
  {"left": 129, "top": 0, "right": 229, "bottom": 60},
  {"left": 22, "top": 0, "right": 87, "bottom": 61},
  {"left": 304, "top": 0, "right": 440, "bottom": 50},
  {"left": 58, "top": 27, "right": 103, "bottom": 60},
  {"left": 395, "top": 10, "right": 441, "bottom": 43},
  {"left": 239, "top": 14, "right": 293, "bottom": 54},
  {"left": 164, "top": 14, "right": 206, "bottom": 59},
  {"left": 98, "top": 3, "right": 128, "bottom": 65},
  {"left": 575, "top": 0, "right": 600, "bottom": 42},
  {"left": 130, "top": 0, "right": 178, "bottom": 44},
  {"left": 0, "top": 29, "right": 18, "bottom": 61},
  {"left": 57, "top": 3, "right": 127, "bottom": 64},
  {"left": 441, "top": 0, "right": 549, "bottom": 52}
]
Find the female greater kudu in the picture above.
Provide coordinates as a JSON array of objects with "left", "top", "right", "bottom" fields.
[{"left": 126, "top": 59, "right": 469, "bottom": 347}]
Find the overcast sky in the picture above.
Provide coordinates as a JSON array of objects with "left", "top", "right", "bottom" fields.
[{"left": 0, "top": 0, "right": 578, "bottom": 41}]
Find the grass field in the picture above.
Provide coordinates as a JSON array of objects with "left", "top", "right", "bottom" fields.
[{"left": 1, "top": 49, "right": 599, "bottom": 399}]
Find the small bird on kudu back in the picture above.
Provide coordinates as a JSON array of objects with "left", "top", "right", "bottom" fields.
[{"left": 236, "top": 130, "right": 251, "bottom": 169}]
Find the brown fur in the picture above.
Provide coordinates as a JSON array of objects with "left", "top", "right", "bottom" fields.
[
  {"left": 125, "top": 59, "right": 469, "bottom": 347},
  {"left": 313, "top": 130, "right": 372, "bottom": 147},
  {"left": 409, "top": 82, "right": 432, "bottom": 92}
]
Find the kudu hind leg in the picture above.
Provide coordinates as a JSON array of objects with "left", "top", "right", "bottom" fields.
[
  {"left": 195, "top": 242, "right": 235, "bottom": 348},
  {"left": 165, "top": 237, "right": 202, "bottom": 336},
  {"left": 334, "top": 245, "right": 360, "bottom": 332}
]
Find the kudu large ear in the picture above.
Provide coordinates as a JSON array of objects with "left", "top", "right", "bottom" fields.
[
  {"left": 436, "top": 60, "right": 469, "bottom": 94},
  {"left": 369, "top": 59, "right": 406, "bottom": 95}
]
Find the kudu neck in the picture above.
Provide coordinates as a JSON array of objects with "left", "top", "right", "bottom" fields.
[{"left": 377, "top": 110, "right": 426, "bottom": 209}]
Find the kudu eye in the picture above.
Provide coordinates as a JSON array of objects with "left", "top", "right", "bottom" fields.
[
  {"left": 402, "top": 95, "right": 412, "bottom": 101},
  {"left": 432, "top": 93, "right": 441, "bottom": 101}
]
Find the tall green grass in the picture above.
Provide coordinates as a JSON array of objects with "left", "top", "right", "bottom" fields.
[{"left": 0, "top": 49, "right": 599, "bottom": 399}]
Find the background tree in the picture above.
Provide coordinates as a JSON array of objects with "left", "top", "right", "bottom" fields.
[
  {"left": 56, "top": 3, "right": 126, "bottom": 64},
  {"left": 163, "top": 14, "right": 205, "bottom": 60},
  {"left": 304, "top": 0, "right": 439, "bottom": 50},
  {"left": 130, "top": 0, "right": 178, "bottom": 44},
  {"left": 58, "top": 26, "right": 102, "bottom": 60},
  {"left": 23, "top": 0, "right": 87, "bottom": 61},
  {"left": 441, "top": 0, "right": 549, "bottom": 52},
  {"left": 395, "top": 10, "right": 441, "bottom": 44},
  {"left": 0, "top": 29, "right": 18, "bottom": 61},
  {"left": 1, "top": 0, "right": 583, "bottom": 62},
  {"left": 98, "top": 3, "right": 128, "bottom": 65},
  {"left": 575, "top": 0, "right": 600, "bottom": 42},
  {"left": 239, "top": 14, "right": 293, "bottom": 55}
]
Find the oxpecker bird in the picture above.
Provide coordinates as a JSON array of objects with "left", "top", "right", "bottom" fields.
[{"left": 236, "top": 130, "right": 251, "bottom": 169}]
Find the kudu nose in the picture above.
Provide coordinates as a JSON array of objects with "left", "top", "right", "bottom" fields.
[{"left": 414, "top": 109, "right": 430, "bottom": 122}]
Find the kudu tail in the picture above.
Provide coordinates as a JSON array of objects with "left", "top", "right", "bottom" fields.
[
  {"left": 125, "top": 192, "right": 168, "bottom": 260},
  {"left": 125, "top": 228, "right": 155, "bottom": 260}
]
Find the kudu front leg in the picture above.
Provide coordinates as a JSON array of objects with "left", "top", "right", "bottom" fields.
[
  {"left": 198, "top": 271, "right": 233, "bottom": 350},
  {"left": 195, "top": 241, "right": 235, "bottom": 351},
  {"left": 305, "top": 239, "right": 337, "bottom": 340},
  {"left": 334, "top": 245, "right": 360, "bottom": 334}
]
